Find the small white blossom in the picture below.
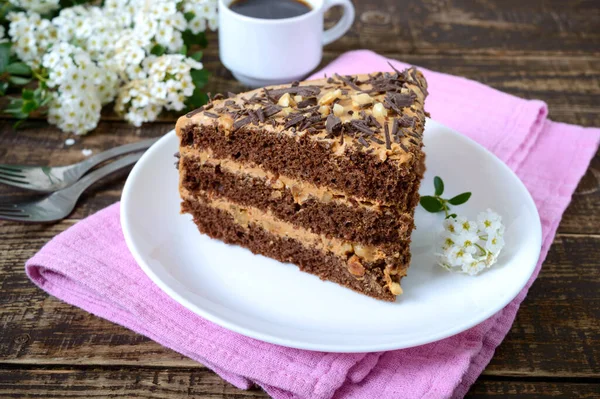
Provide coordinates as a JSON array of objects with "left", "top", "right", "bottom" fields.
[
  {"left": 436, "top": 211, "right": 506, "bottom": 275},
  {"left": 477, "top": 209, "right": 503, "bottom": 235}
]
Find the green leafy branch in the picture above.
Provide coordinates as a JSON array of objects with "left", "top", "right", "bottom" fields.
[{"left": 420, "top": 176, "right": 472, "bottom": 218}]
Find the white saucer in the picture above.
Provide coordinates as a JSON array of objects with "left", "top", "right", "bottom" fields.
[{"left": 121, "top": 119, "right": 541, "bottom": 352}]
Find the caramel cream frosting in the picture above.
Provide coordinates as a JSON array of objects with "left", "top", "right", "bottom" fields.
[
  {"left": 180, "top": 147, "right": 417, "bottom": 214},
  {"left": 182, "top": 189, "right": 393, "bottom": 263}
]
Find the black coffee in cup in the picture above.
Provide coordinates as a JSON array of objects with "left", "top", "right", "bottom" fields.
[{"left": 229, "top": 0, "right": 312, "bottom": 20}]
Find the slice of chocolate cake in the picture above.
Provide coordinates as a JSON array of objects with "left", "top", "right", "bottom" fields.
[{"left": 176, "top": 68, "right": 428, "bottom": 301}]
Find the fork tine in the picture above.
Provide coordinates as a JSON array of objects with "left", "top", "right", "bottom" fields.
[
  {"left": 0, "top": 169, "right": 26, "bottom": 179},
  {"left": 0, "top": 206, "right": 24, "bottom": 213},
  {"left": 0, "top": 175, "right": 31, "bottom": 186},
  {"left": 0, "top": 165, "right": 24, "bottom": 173},
  {"left": 0, "top": 212, "right": 30, "bottom": 220}
]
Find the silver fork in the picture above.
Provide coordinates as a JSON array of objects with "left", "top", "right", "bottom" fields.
[
  {"left": 0, "top": 152, "right": 143, "bottom": 223},
  {"left": 0, "top": 137, "right": 158, "bottom": 192}
]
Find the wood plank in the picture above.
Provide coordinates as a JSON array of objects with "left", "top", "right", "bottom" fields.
[
  {"left": 0, "top": 367, "right": 267, "bottom": 398},
  {"left": 467, "top": 378, "right": 600, "bottom": 398},
  {"left": 1, "top": 228, "right": 598, "bottom": 377},
  {"left": 0, "top": 367, "right": 598, "bottom": 398},
  {"left": 332, "top": 0, "right": 600, "bottom": 56}
]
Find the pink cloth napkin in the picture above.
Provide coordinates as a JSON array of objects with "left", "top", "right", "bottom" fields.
[{"left": 26, "top": 50, "right": 599, "bottom": 398}]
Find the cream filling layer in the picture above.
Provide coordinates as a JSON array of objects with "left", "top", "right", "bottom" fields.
[
  {"left": 182, "top": 189, "right": 392, "bottom": 263},
  {"left": 181, "top": 147, "right": 416, "bottom": 212}
]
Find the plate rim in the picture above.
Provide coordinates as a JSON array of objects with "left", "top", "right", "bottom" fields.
[{"left": 120, "top": 119, "right": 542, "bottom": 352}]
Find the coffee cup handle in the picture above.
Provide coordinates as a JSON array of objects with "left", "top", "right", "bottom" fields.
[{"left": 322, "top": 0, "right": 355, "bottom": 46}]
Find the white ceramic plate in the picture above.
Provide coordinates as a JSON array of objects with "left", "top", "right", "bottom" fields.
[{"left": 121, "top": 119, "right": 541, "bottom": 352}]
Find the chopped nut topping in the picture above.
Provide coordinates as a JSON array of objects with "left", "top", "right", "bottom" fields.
[
  {"left": 389, "top": 282, "right": 403, "bottom": 295},
  {"left": 373, "top": 102, "right": 388, "bottom": 118},
  {"left": 351, "top": 93, "right": 373, "bottom": 108},
  {"left": 332, "top": 103, "right": 345, "bottom": 117},
  {"left": 318, "top": 89, "right": 342, "bottom": 105},
  {"left": 347, "top": 255, "right": 366, "bottom": 277}
]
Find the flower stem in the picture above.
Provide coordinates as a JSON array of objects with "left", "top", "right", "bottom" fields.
[{"left": 474, "top": 243, "right": 487, "bottom": 257}]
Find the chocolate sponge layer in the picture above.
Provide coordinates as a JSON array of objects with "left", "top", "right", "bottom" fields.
[
  {"left": 181, "top": 197, "right": 411, "bottom": 302},
  {"left": 179, "top": 123, "right": 423, "bottom": 204},
  {"left": 181, "top": 155, "right": 420, "bottom": 246}
]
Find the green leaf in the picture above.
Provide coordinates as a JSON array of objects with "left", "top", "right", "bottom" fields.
[
  {"left": 433, "top": 176, "right": 444, "bottom": 196},
  {"left": 445, "top": 213, "right": 457, "bottom": 219},
  {"left": 0, "top": 82, "right": 8, "bottom": 96},
  {"left": 179, "top": 44, "right": 188, "bottom": 55},
  {"left": 448, "top": 192, "right": 472, "bottom": 206},
  {"left": 190, "top": 50, "right": 203, "bottom": 61},
  {"left": 191, "top": 68, "right": 210, "bottom": 88},
  {"left": 185, "top": 88, "right": 209, "bottom": 109},
  {"left": 6, "top": 62, "right": 32, "bottom": 76},
  {"left": 184, "top": 11, "right": 195, "bottom": 21},
  {"left": 22, "top": 88, "right": 34, "bottom": 100},
  {"left": 8, "top": 76, "right": 31, "bottom": 85},
  {"left": 0, "top": 43, "right": 11, "bottom": 73},
  {"left": 150, "top": 44, "right": 166, "bottom": 56},
  {"left": 21, "top": 100, "right": 38, "bottom": 114},
  {"left": 182, "top": 30, "right": 208, "bottom": 48},
  {"left": 420, "top": 196, "right": 444, "bottom": 213}
]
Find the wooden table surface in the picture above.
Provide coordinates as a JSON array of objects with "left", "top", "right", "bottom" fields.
[{"left": 1, "top": 1, "right": 599, "bottom": 397}]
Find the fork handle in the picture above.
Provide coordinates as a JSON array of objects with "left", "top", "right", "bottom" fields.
[
  {"left": 76, "top": 137, "right": 159, "bottom": 176},
  {"left": 63, "top": 153, "right": 144, "bottom": 198}
]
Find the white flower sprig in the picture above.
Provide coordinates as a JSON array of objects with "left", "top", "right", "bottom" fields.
[
  {"left": 420, "top": 176, "right": 506, "bottom": 275},
  {"left": 438, "top": 210, "right": 505, "bottom": 275}
]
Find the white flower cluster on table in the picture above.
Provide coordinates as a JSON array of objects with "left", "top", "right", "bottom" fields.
[
  {"left": 6, "top": 0, "right": 217, "bottom": 134},
  {"left": 437, "top": 209, "right": 505, "bottom": 275}
]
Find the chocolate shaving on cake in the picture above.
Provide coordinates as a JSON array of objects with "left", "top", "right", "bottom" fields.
[
  {"left": 400, "top": 143, "right": 409, "bottom": 152},
  {"left": 326, "top": 115, "right": 342, "bottom": 134},
  {"left": 225, "top": 100, "right": 235, "bottom": 106},
  {"left": 248, "top": 110, "right": 258, "bottom": 124},
  {"left": 185, "top": 106, "right": 204, "bottom": 118},
  {"left": 268, "top": 85, "right": 321, "bottom": 99},
  {"left": 291, "top": 81, "right": 300, "bottom": 87},
  {"left": 370, "top": 136, "right": 385, "bottom": 145},
  {"left": 391, "top": 118, "right": 399, "bottom": 137},
  {"left": 297, "top": 97, "right": 317, "bottom": 108},
  {"left": 398, "top": 115, "right": 414, "bottom": 127},
  {"left": 233, "top": 116, "right": 251, "bottom": 130},
  {"left": 357, "top": 136, "right": 370, "bottom": 147},
  {"left": 350, "top": 120, "right": 376, "bottom": 136},
  {"left": 204, "top": 102, "right": 214, "bottom": 110},
  {"left": 256, "top": 107, "right": 265, "bottom": 123},
  {"left": 263, "top": 104, "right": 282, "bottom": 117},
  {"left": 384, "top": 123, "right": 391, "bottom": 149},
  {"left": 284, "top": 114, "right": 306, "bottom": 129},
  {"left": 387, "top": 61, "right": 403, "bottom": 76},
  {"left": 335, "top": 74, "right": 362, "bottom": 91},
  {"left": 389, "top": 92, "right": 415, "bottom": 108},
  {"left": 204, "top": 111, "right": 219, "bottom": 118},
  {"left": 212, "top": 93, "right": 224, "bottom": 100},
  {"left": 367, "top": 115, "right": 382, "bottom": 129}
]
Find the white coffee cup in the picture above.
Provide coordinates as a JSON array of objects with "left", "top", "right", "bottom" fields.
[{"left": 219, "top": 0, "right": 355, "bottom": 87}]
